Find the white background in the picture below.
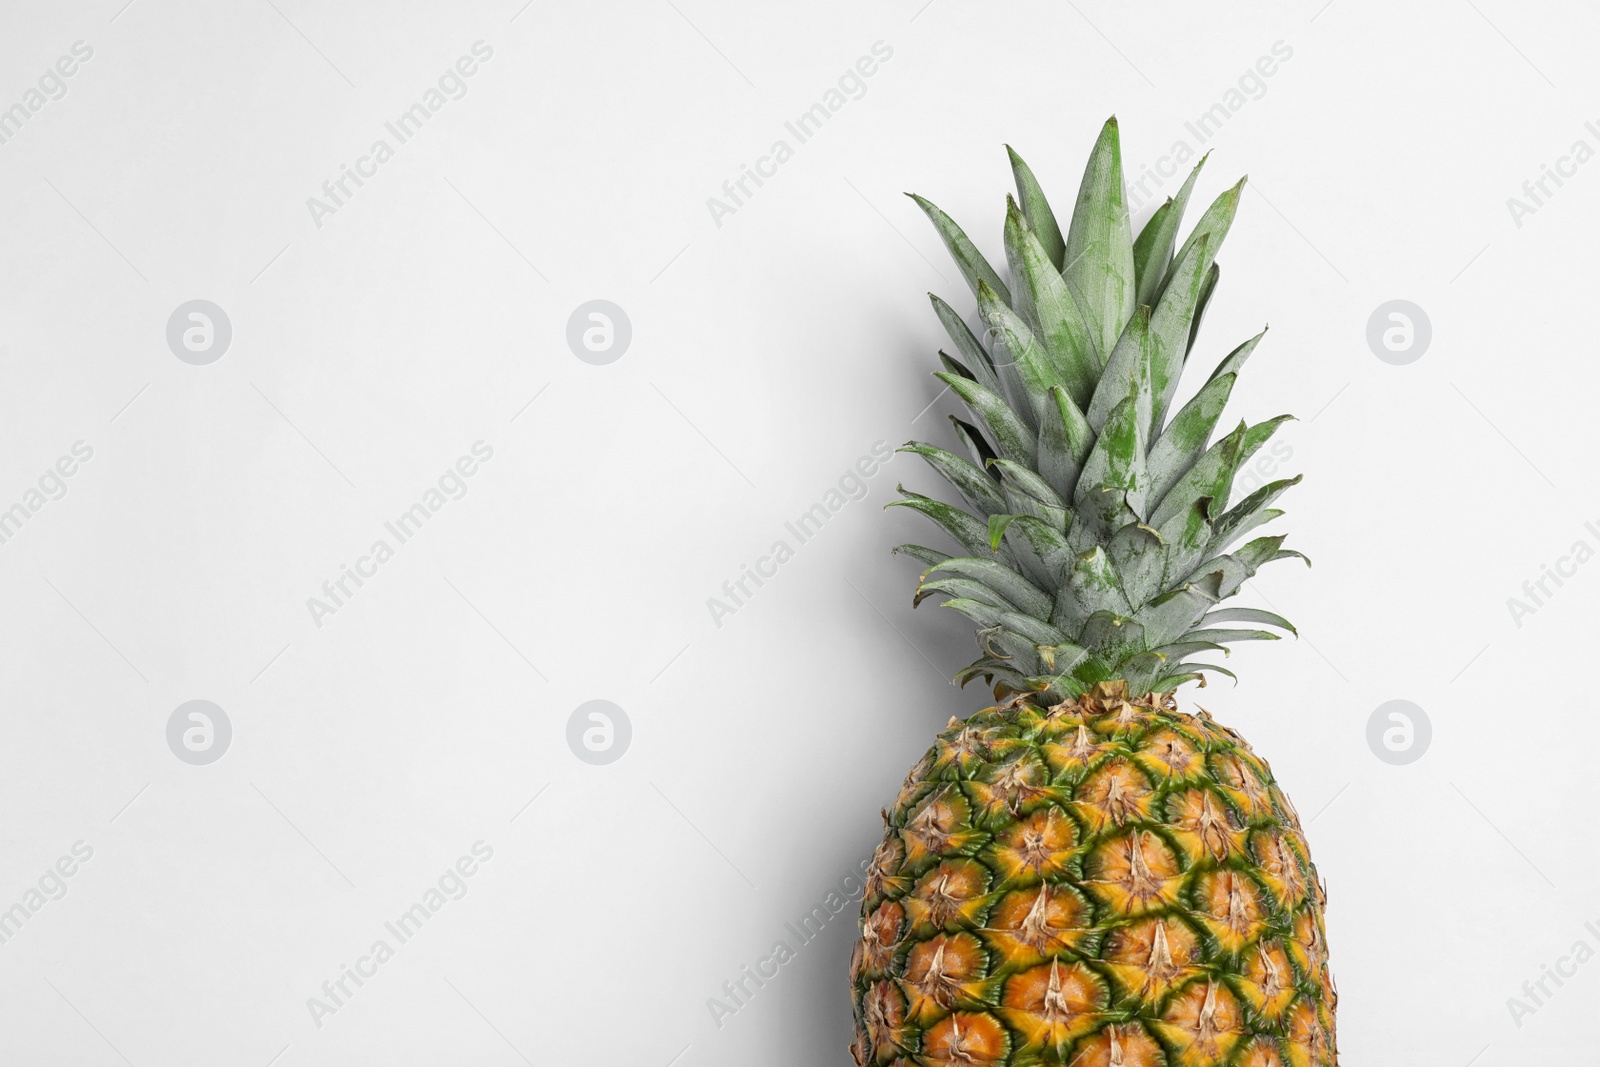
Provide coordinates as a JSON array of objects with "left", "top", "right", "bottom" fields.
[{"left": 0, "top": 0, "right": 1595, "bottom": 1063}]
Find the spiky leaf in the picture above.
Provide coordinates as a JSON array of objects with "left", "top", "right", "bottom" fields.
[
  {"left": 1130, "top": 153, "right": 1206, "bottom": 308},
  {"left": 1062, "top": 118, "right": 1135, "bottom": 367},
  {"left": 1007, "top": 145, "right": 1066, "bottom": 269},
  {"left": 935, "top": 372, "right": 1036, "bottom": 466},
  {"left": 1003, "top": 200, "right": 1098, "bottom": 407},
  {"left": 909, "top": 194, "right": 1010, "bottom": 305}
]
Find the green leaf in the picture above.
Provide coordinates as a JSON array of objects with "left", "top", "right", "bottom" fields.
[
  {"left": 995, "top": 480, "right": 1068, "bottom": 536},
  {"left": 1187, "top": 261, "right": 1220, "bottom": 357},
  {"left": 908, "top": 194, "right": 1010, "bottom": 305},
  {"left": 1107, "top": 521, "right": 1166, "bottom": 608},
  {"left": 1202, "top": 606, "right": 1296, "bottom": 635},
  {"left": 888, "top": 487, "right": 1003, "bottom": 560},
  {"left": 899, "top": 442, "right": 1007, "bottom": 516},
  {"left": 955, "top": 656, "right": 1030, "bottom": 692},
  {"left": 1206, "top": 329, "right": 1268, "bottom": 384},
  {"left": 976, "top": 279, "right": 1067, "bottom": 430},
  {"left": 991, "top": 513, "right": 1067, "bottom": 556},
  {"left": 1150, "top": 670, "right": 1207, "bottom": 691},
  {"left": 1153, "top": 499, "right": 1215, "bottom": 598},
  {"left": 1133, "top": 584, "right": 1219, "bottom": 650},
  {"left": 940, "top": 597, "right": 1007, "bottom": 630},
  {"left": 1180, "top": 627, "right": 1279, "bottom": 646},
  {"left": 1119, "top": 652, "right": 1174, "bottom": 693},
  {"left": 1209, "top": 476, "right": 1299, "bottom": 555},
  {"left": 988, "top": 513, "right": 1022, "bottom": 552},
  {"left": 1086, "top": 305, "right": 1155, "bottom": 435},
  {"left": 1146, "top": 234, "right": 1214, "bottom": 441},
  {"left": 1234, "top": 534, "right": 1288, "bottom": 571},
  {"left": 1150, "top": 640, "right": 1228, "bottom": 660},
  {"left": 1131, "top": 201, "right": 1174, "bottom": 301},
  {"left": 990, "top": 459, "right": 1069, "bottom": 512},
  {"left": 1160, "top": 177, "right": 1243, "bottom": 297},
  {"left": 1003, "top": 200, "right": 1098, "bottom": 407},
  {"left": 976, "top": 625, "right": 1047, "bottom": 675},
  {"left": 1036, "top": 386, "right": 1086, "bottom": 502},
  {"left": 1185, "top": 555, "right": 1252, "bottom": 601},
  {"left": 1076, "top": 394, "right": 1149, "bottom": 518},
  {"left": 1035, "top": 641, "right": 1091, "bottom": 674},
  {"left": 1185, "top": 535, "right": 1295, "bottom": 600},
  {"left": 948, "top": 416, "right": 1000, "bottom": 477},
  {"left": 1181, "top": 413, "right": 1292, "bottom": 537},
  {"left": 1239, "top": 415, "right": 1295, "bottom": 471},
  {"left": 925, "top": 557, "right": 1053, "bottom": 619},
  {"left": 1026, "top": 674, "right": 1090, "bottom": 701},
  {"left": 1007, "top": 145, "right": 1066, "bottom": 269},
  {"left": 1150, "top": 420, "right": 1245, "bottom": 530},
  {"left": 1131, "top": 153, "right": 1206, "bottom": 309},
  {"left": 938, "top": 351, "right": 976, "bottom": 383},
  {"left": 935, "top": 372, "right": 1036, "bottom": 466},
  {"left": 1062, "top": 117, "right": 1136, "bottom": 369},
  {"left": 931, "top": 293, "right": 1005, "bottom": 400},
  {"left": 1078, "top": 611, "right": 1145, "bottom": 666},
  {"left": 1056, "top": 546, "right": 1133, "bottom": 631},
  {"left": 893, "top": 544, "right": 951, "bottom": 568},
  {"left": 999, "top": 612, "right": 1069, "bottom": 648},
  {"left": 1146, "top": 371, "right": 1235, "bottom": 506},
  {"left": 1163, "top": 662, "right": 1238, "bottom": 687},
  {"left": 916, "top": 577, "right": 1013, "bottom": 611},
  {"left": 989, "top": 513, "right": 1074, "bottom": 587},
  {"left": 1069, "top": 487, "right": 1141, "bottom": 554}
]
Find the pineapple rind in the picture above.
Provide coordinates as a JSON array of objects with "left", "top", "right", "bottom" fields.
[{"left": 849, "top": 684, "right": 1338, "bottom": 1067}]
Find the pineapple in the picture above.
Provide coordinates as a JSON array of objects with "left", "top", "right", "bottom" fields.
[{"left": 849, "top": 118, "right": 1336, "bottom": 1066}]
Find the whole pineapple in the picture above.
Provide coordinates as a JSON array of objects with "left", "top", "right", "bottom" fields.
[{"left": 849, "top": 119, "right": 1336, "bottom": 1066}]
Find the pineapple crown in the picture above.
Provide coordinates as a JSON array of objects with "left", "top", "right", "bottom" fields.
[{"left": 892, "top": 116, "right": 1306, "bottom": 704}]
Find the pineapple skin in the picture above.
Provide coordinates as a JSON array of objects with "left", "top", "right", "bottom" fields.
[{"left": 849, "top": 683, "right": 1336, "bottom": 1067}]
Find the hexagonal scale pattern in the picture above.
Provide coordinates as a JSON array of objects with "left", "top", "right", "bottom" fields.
[{"left": 850, "top": 684, "right": 1336, "bottom": 1067}]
